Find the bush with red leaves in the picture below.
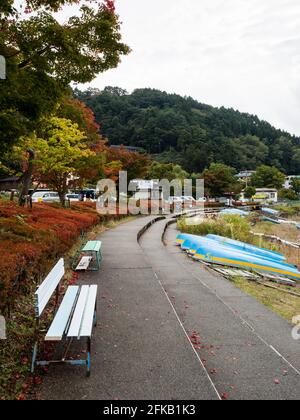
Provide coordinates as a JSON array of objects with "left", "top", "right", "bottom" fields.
[{"left": 0, "top": 200, "right": 123, "bottom": 312}]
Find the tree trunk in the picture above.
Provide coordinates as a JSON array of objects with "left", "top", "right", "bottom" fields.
[
  {"left": 59, "top": 191, "right": 66, "bottom": 208},
  {"left": 58, "top": 174, "right": 68, "bottom": 207},
  {"left": 19, "top": 149, "right": 35, "bottom": 207}
]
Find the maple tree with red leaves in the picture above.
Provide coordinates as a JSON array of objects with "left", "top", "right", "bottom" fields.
[
  {"left": 58, "top": 98, "right": 101, "bottom": 144},
  {"left": 106, "top": 146, "right": 151, "bottom": 182},
  {"left": 104, "top": 0, "right": 115, "bottom": 12}
]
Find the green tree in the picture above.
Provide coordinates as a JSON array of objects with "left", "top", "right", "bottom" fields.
[
  {"left": 147, "top": 162, "right": 189, "bottom": 182},
  {"left": 228, "top": 135, "right": 269, "bottom": 171},
  {"left": 244, "top": 186, "right": 256, "bottom": 200},
  {"left": 0, "top": 1, "right": 130, "bottom": 152},
  {"left": 290, "top": 150, "right": 300, "bottom": 174},
  {"left": 202, "top": 163, "right": 241, "bottom": 197},
  {"left": 251, "top": 165, "right": 285, "bottom": 189},
  {"left": 278, "top": 189, "right": 299, "bottom": 201},
  {"left": 16, "top": 117, "right": 94, "bottom": 206},
  {"left": 291, "top": 178, "right": 300, "bottom": 194}
]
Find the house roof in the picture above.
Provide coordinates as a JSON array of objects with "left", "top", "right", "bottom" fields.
[
  {"left": 255, "top": 188, "right": 278, "bottom": 192},
  {"left": 242, "top": 188, "right": 278, "bottom": 193}
]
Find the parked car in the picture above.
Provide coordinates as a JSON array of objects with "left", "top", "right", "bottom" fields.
[
  {"left": 196, "top": 197, "right": 207, "bottom": 203},
  {"left": 181, "top": 196, "right": 196, "bottom": 203},
  {"left": 31, "top": 191, "right": 60, "bottom": 203},
  {"left": 65, "top": 193, "right": 80, "bottom": 202},
  {"left": 81, "top": 189, "right": 96, "bottom": 200},
  {"left": 167, "top": 196, "right": 183, "bottom": 204}
]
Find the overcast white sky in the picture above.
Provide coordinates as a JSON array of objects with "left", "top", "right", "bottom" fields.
[{"left": 80, "top": 0, "right": 300, "bottom": 135}]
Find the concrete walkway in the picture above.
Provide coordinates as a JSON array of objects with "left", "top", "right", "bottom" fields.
[
  {"left": 140, "top": 219, "right": 300, "bottom": 400},
  {"left": 41, "top": 217, "right": 219, "bottom": 400},
  {"left": 41, "top": 216, "right": 300, "bottom": 400}
]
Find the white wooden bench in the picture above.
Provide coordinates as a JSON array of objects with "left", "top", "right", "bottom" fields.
[{"left": 31, "top": 258, "right": 98, "bottom": 377}]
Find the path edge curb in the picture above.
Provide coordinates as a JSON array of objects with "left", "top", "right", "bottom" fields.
[{"left": 137, "top": 216, "right": 166, "bottom": 242}]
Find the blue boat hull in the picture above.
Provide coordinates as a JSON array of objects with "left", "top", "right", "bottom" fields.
[
  {"left": 176, "top": 234, "right": 300, "bottom": 281},
  {"left": 206, "top": 234, "right": 285, "bottom": 262},
  {"left": 181, "top": 236, "right": 295, "bottom": 269},
  {"left": 193, "top": 243, "right": 300, "bottom": 281}
]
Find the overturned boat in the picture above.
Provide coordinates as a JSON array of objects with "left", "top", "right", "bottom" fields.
[
  {"left": 176, "top": 233, "right": 300, "bottom": 281},
  {"left": 206, "top": 234, "right": 286, "bottom": 262},
  {"left": 181, "top": 235, "right": 295, "bottom": 268},
  {"left": 219, "top": 208, "right": 250, "bottom": 217}
]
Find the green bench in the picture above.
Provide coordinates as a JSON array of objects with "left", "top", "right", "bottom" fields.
[{"left": 73, "top": 240, "right": 102, "bottom": 271}]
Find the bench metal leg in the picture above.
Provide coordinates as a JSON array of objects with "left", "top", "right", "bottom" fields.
[
  {"left": 86, "top": 337, "right": 91, "bottom": 377},
  {"left": 93, "top": 302, "right": 97, "bottom": 327}
]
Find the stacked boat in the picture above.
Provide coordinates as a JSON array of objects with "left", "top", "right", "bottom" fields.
[{"left": 176, "top": 233, "right": 300, "bottom": 281}]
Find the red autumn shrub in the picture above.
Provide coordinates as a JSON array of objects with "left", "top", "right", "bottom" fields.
[{"left": 0, "top": 200, "right": 118, "bottom": 311}]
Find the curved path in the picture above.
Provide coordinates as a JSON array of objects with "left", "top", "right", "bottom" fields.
[{"left": 42, "top": 216, "right": 300, "bottom": 400}]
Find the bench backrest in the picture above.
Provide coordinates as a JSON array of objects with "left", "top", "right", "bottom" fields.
[
  {"left": 34, "top": 258, "right": 65, "bottom": 318},
  {"left": 82, "top": 241, "right": 102, "bottom": 253}
]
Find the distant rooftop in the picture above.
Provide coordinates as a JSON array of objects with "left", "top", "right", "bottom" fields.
[
  {"left": 254, "top": 188, "right": 277, "bottom": 192},
  {"left": 236, "top": 170, "right": 256, "bottom": 178},
  {"left": 110, "top": 145, "right": 146, "bottom": 153}
]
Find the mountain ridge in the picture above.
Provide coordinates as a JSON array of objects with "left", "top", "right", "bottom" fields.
[{"left": 76, "top": 87, "right": 300, "bottom": 175}]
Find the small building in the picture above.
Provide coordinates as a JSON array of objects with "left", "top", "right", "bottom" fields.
[
  {"left": 130, "top": 179, "right": 164, "bottom": 213},
  {"left": 131, "top": 180, "right": 162, "bottom": 201},
  {"left": 240, "top": 188, "right": 278, "bottom": 204}
]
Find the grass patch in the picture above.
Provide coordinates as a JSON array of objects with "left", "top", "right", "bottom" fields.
[
  {"left": 230, "top": 276, "right": 300, "bottom": 322},
  {"left": 273, "top": 203, "right": 300, "bottom": 218},
  {"left": 251, "top": 221, "right": 300, "bottom": 267},
  {"left": 178, "top": 215, "right": 252, "bottom": 242},
  {"left": 178, "top": 215, "right": 279, "bottom": 252}
]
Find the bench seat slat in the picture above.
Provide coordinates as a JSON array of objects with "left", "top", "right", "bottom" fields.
[
  {"left": 76, "top": 256, "right": 93, "bottom": 271},
  {"left": 67, "top": 286, "right": 90, "bottom": 339},
  {"left": 45, "top": 286, "right": 79, "bottom": 342},
  {"left": 80, "top": 286, "right": 98, "bottom": 338}
]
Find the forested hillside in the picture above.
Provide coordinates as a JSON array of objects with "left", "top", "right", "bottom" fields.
[{"left": 76, "top": 87, "right": 300, "bottom": 174}]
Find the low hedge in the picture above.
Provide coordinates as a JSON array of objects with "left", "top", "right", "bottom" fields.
[{"left": 0, "top": 200, "right": 122, "bottom": 313}]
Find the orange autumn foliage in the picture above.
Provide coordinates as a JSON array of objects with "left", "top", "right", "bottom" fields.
[{"left": 0, "top": 200, "right": 123, "bottom": 311}]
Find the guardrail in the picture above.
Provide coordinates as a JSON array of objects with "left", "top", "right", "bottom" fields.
[
  {"left": 173, "top": 207, "right": 226, "bottom": 219},
  {"left": 137, "top": 216, "right": 166, "bottom": 242},
  {"left": 250, "top": 231, "right": 300, "bottom": 249}
]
